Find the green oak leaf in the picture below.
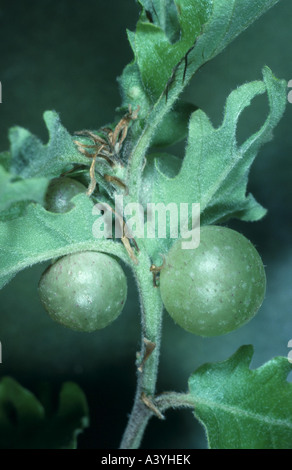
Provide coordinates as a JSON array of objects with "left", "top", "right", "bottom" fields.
[
  {"left": 141, "top": 152, "right": 182, "bottom": 206},
  {"left": 0, "top": 193, "right": 129, "bottom": 290},
  {"left": 137, "top": 0, "right": 181, "bottom": 43},
  {"left": 9, "top": 110, "right": 88, "bottom": 178},
  {"left": 119, "top": 0, "right": 278, "bottom": 106},
  {"left": 119, "top": 0, "right": 281, "bottom": 144},
  {"left": 151, "top": 101, "right": 198, "bottom": 148},
  {"left": 142, "top": 67, "right": 286, "bottom": 262},
  {"left": 137, "top": 0, "right": 281, "bottom": 101},
  {"left": 0, "top": 165, "right": 49, "bottom": 212},
  {"left": 117, "top": 0, "right": 210, "bottom": 142},
  {"left": 134, "top": 0, "right": 211, "bottom": 102},
  {"left": 188, "top": 345, "right": 292, "bottom": 449},
  {"left": 0, "top": 377, "right": 88, "bottom": 449},
  {"left": 0, "top": 111, "right": 93, "bottom": 213},
  {"left": 3, "top": 111, "right": 127, "bottom": 207},
  {"left": 194, "top": 0, "right": 282, "bottom": 66}
]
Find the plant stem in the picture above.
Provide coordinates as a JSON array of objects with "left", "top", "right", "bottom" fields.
[
  {"left": 154, "top": 392, "right": 195, "bottom": 412},
  {"left": 126, "top": 83, "right": 184, "bottom": 201},
  {"left": 120, "top": 66, "right": 192, "bottom": 447},
  {"left": 119, "top": 248, "right": 164, "bottom": 449}
]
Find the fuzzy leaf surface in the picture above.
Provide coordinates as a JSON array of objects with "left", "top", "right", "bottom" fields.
[
  {"left": 0, "top": 111, "right": 91, "bottom": 213},
  {"left": 0, "top": 165, "right": 49, "bottom": 212},
  {"left": 188, "top": 345, "right": 292, "bottom": 449},
  {"left": 119, "top": 0, "right": 281, "bottom": 148},
  {"left": 143, "top": 67, "right": 286, "bottom": 261},
  {"left": 0, "top": 194, "right": 129, "bottom": 290},
  {"left": 9, "top": 110, "right": 88, "bottom": 178}
]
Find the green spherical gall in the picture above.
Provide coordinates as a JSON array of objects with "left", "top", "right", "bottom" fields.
[
  {"left": 159, "top": 226, "right": 266, "bottom": 337},
  {"left": 45, "top": 177, "right": 86, "bottom": 213},
  {"left": 38, "top": 251, "right": 127, "bottom": 332}
]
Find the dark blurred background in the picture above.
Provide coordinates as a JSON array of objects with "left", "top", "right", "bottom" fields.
[{"left": 0, "top": 0, "right": 291, "bottom": 449}]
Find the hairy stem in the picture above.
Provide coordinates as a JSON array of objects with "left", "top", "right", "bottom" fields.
[
  {"left": 154, "top": 392, "right": 195, "bottom": 413},
  {"left": 119, "top": 248, "right": 164, "bottom": 449},
  {"left": 120, "top": 58, "right": 194, "bottom": 446},
  {"left": 126, "top": 69, "right": 189, "bottom": 202}
]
